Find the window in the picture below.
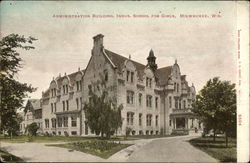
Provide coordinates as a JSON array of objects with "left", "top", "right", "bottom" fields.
[
  {"left": 71, "top": 116, "right": 77, "bottom": 127},
  {"left": 63, "top": 85, "right": 65, "bottom": 94},
  {"left": 127, "top": 91, "right": 134, "bottom": 104},
  {"left": 71, "top": 131, "right": 77, "bottom": 135},
  {"left": 126, "top": 71, "right": 130, "bottom": 82},
  {"left": 51, "top": 88, "right": 56, "bottom": 97},
  {"left": 63, "top": 84, "right": 68, "bottom": 94},
  {"left": 76, "top": 98, "right": 79, "bottom": 110},
  {"left": 51, "top": 103, "right": 53, "bottom": 113},
  {"left": 155, "top": 97, "right": 158, "bottom": 109},
  {"left": 177, "top": 83, "right": 179, "bottom": 93},
  {"left": 146, "top": 95, "right": 152, "bottom": 107},
  {"left": 88, "top": 85, "right": 92, "bottom": 93},
  {"left": 80, "top": 97, "right": 82, "bottom": 109},
  {"left": 127, "top": 112, "right": 134, "bottom": 125},
  {"left": 146, "top": 114, "right": 152, "bottom": 126},
  {"left": 169, "top": 120, "right": 172, "bottom": 126},
  {"left": 139, "top": 113, "right": 142, "bottom": 126},
  {"left": 146, "top": 77, "right": 152, "bottom": 88},
  {"left": 66, "top": 100, "right": 69, "bottom": 111},
  {"left": 174, "top": 83, "right": 176, "bottom": 92},
  {"left": 104, "top": 70, "right": 108, "bottom": 81},
  {"left": 45, "top": 119, "right": 49, "bottom": 128},
  {"left": 131, "top": 72, "right": 134, "bottom": 83},
  {"left": 179, "top": 99, "right": 181, "bottom": 109},
  {"left": 155, "top": 115, "right": 158, "bottom": 126},
  {"left": 51, "top": 118, "right": 56, "bottom": 128},
  {"left": 175, "top": 99, "right": 178, "bottom": 109},
  {"left": 58, "top": 117, "right": 62, "bottom": 127},
  {"left": 63, "top": 101, "right": 65, "bottom": 111},
  {"left": 138, "top": 93, "right": 142, "bottom": 105},
  {"left": 169, "top": 96, "right": 172, "bottom": 108},
  {"left": 183, "top": 100, "right": 186, "bottom": 109},
  {"left": 63, "top": 117, "right": 68, "bottom": 127},
  {"left": 76, "top": 80, "right": 81, "bottom": 91},
  {"left": 66, "top": 85, "right": 68, "bottom": 94},
  {"left": 54, "top": 103, "right": 57, "bottom": 112}
]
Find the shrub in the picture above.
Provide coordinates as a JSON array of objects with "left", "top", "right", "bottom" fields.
[
  {"left": 26, "top": 123, "right": 39, "bottom": 136},
  {"left": 72, "top": 140, "right": 119, "bottom": 152}
]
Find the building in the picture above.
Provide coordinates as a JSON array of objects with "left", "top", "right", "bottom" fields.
[
  {"left": 20, "top": 99, "right": 43, "bottom": 135},
  {"left": 21, "top": 34, "right": 201, "bottom": 136}
]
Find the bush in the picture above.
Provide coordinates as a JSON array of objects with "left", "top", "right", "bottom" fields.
[
  {"left": 64, "top": 131, "right": 69, "bottom": 137},
  {"left": 26, "top": 123, "right": 39, "bottom": 136},
  {"left": 72, "top": 140, "right": 119, "bottom": 152}
]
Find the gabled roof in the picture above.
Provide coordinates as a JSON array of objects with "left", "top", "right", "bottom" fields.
[
  {"left": 42, "top": 70, "right": 85, "bottom": 98},
  {"left": 104, "top": 49, "right": 173, "bottom": 86},
  {"left": 29, "top": 99, "right": 41, "bottom": 110},
  {"left": 24, "top": 99, "right": 41, "bottom": 113},
  {"left": 56, "top": 70, "right": 85, "bottom": 88},
  {"left": 155, "top": 66, "right": 172, "bottom": 86},
  {"left": 104, "top": 49, "right": 146, "bottom": 72}
]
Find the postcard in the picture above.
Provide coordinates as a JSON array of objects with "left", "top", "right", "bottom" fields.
[{"left": 0, "top": 1, "right": 249, "bottom": 162}]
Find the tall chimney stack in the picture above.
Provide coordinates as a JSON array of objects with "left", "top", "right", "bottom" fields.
[{"left": 93, "top": 34, "right": 104, "bottom": 48}]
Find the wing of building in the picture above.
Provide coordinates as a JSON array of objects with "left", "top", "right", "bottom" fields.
[{"left": 21, "top": 34, "right": 201, "bottom": 136}]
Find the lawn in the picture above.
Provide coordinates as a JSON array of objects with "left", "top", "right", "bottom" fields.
[
  {"left": 189, "top": 136, "right": 236, "bottom": 162},
  {"left": 0, "top": 135, "right": 97, "bottom": 143},
  {"left": 0, "top": 149, "right": 24, "bottom": 162},
  {"left": 47, "top": 140, "right": 132, "bottom": 159},
  {"left": 0, "top": 134, "right": 173, "bottom": 143}
]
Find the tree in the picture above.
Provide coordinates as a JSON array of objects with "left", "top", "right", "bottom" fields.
[
  {"left": 0, "top": 34, "right": 37, "bottom": 137},
  {"left": 192, "top": 77, "right": 236, "bottom": 147},
  {"left": 83, "top": 86, "right": 123, "bottom": 139},
  {"left": 26, "top": 122, "right": 39, "bottom": 136}
]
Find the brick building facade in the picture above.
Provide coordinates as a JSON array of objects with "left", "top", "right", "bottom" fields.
[{"left": 21, "top": 34, "right": 201, "bottom": 136}]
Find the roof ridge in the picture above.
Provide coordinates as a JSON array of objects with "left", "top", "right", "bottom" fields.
[
  {"left": 157, "top": 65, "right": 172, "bottom": 70},
  {"left": 104, "top": 49, "right": 146, "bottom": 68}
]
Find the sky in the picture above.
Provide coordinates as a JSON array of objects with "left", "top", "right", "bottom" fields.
[{"left": 1, "top": 1, "right": 237, "bottom": 99}]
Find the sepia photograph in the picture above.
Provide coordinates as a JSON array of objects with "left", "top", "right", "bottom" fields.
[{"left": 0, "top": 1, "right": 249, "bottom": 162}]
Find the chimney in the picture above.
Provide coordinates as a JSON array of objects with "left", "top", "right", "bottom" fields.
[{"left": 93, "top": 34, "right": 104, "bottom": 49}]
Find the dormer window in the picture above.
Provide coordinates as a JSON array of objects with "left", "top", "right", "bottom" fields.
[
  {"left": 76, "top": 80, "right": 82, "bottom": 91},
  {"left": 127, "top": 71, "right": 130, "bottom": 82},
  {"left": 131, "top": 72, "right": 134, "bottom": 83},
  {"left": 63, "top": 84, "right": 69, "bottom": 94},
  {"left": 51, "top": 88, "right": 56, "bottom": 97},
  {"left": 126, "top": 70, "right": 134, "bottom": 83},
  {"left": 146, "top": 77, "right": 152, "bottom": 88}
]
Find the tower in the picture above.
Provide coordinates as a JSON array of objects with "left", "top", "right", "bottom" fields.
[{"left": 147, "top": 49, "right": 158, "bottom": 71}]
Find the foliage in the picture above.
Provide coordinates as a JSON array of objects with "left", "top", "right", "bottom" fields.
[
  {"left": 192, "top": 77, "right": 236, "bottom": 146},
  {"left": 125, "top": 127, "right": 132, "bottom": 137},
  {"left": 48, "top": 140, "right": 132, "bottom": 159},
  {"left": 0, "top": 149, "right": 24, "bottom": 162},
  {"left": 84, "top": 87, "right": 123, "bottom": 139},
  {"left": 0, "top": 34, "right": 37, "bottom": 136},
  {"left": 26, "top": 122, "right": 39, "bottom": 136},
  {"left": 189, "top": 137, "right": 236, "bottom": 162}
]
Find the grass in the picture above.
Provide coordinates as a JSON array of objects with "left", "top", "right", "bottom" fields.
[
  {"left": 47, "top": 140, "right": 132, "bottom": 159},
  {"left": 0, "top": 149, "right": 24, "bottom": 162},
  {"left": 121, "top": 134, "right": 175, "bottom": 139},
  {"left": 0, "top": 134, "right": 173, "bottom": 143},
  {"left": 0, "top": 135, "right": 98, "bottom": 143},
  {"left": 189, "top": 136, "right": 236, "bottom": 162}
]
